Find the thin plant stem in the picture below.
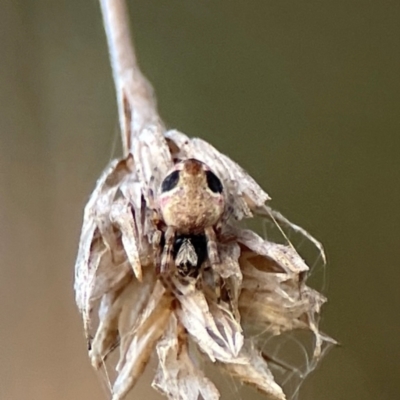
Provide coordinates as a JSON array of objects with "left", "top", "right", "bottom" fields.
[{"left": 99, "top": 0, "right": 160, "bottom": 155}]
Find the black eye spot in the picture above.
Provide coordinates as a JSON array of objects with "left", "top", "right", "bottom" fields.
[
  {"left": 161, "top": 170, "right": 180, "bottom": 192},
  {"left": 206, "top": 170, "right": 223, "bottom": 193}
]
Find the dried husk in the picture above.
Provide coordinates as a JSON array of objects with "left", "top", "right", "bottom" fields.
[{"left": 75, "top": 125, "right": 335, "bottom": 400}]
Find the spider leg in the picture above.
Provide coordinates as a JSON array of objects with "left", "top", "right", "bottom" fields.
[
  {"left": 204, "top": 226, "right": 220, "bottom": 265},
  {"left": 152, "top": 229, "right": 163, "bottom": 275},
  {"left": 214, "top": 272, "right": 222, "bottom": 303},
  {"left": 160, "top": 226, "right": 175, "bottom": 275}
]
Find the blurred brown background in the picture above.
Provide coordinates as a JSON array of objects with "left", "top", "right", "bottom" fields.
[{"left": 1, "top": 1, "right": 399, "bottom": 399}]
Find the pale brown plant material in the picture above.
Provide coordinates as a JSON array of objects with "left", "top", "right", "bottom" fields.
[{"left": 74, "top": 1, "right": 335, "bottom": 399}]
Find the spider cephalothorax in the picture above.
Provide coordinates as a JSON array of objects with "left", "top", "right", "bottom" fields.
[
  {"left": 173, "top": 234, "right": 207, "bottom": 278},
  {"left": 154, "top": 158, "right": 225, "bottom": 275}
]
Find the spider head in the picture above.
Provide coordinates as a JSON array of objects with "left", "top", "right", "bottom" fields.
[
  {"left": 173, "top": 234, "right": 207, "bottom": 278},
  {"left": 158, "top": 159, "right": 225, "bottom": 233}
]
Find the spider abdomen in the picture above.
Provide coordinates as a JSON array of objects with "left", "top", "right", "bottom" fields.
[{"left": 160, "top": 190, "right": 223, "bottom": 233}]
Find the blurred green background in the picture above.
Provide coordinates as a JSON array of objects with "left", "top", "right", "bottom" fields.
[{"left": 1, "top": 1, "right": 399, "bottom": 399}]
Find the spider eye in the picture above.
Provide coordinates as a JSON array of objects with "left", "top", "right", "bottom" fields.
[
  {"left": 206, "top": 170, "right": 223, "bottom": 193},
  {"left": 161, "top": 170, "right": 180, "bottom": 192}
]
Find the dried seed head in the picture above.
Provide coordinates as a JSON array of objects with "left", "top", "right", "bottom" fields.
[{"left": 74, "top": 124, "right": 335, "bottom": 400}]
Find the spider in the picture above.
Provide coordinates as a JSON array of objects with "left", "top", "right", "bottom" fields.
[
  {"left": 153, "top": 158, "right": 225, "bottom": 277},
  {"left": 173, "top": 234, "right": 207, "bottom": 278}
]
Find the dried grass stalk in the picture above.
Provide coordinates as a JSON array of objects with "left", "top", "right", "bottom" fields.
[{"left": 74, "top": 1, "right": 335, "bottom": 399}]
